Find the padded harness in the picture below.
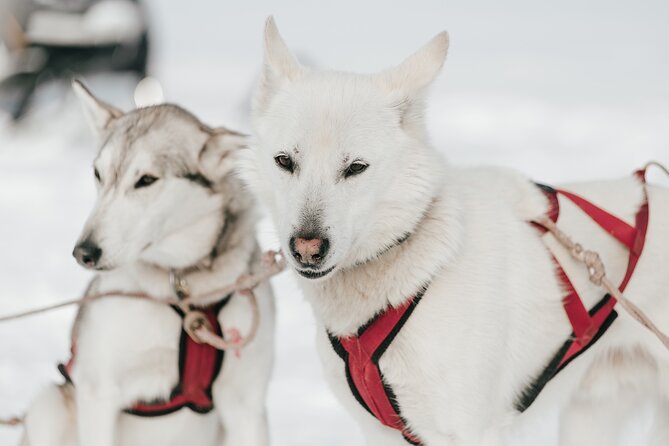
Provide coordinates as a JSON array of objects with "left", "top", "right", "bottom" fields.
[
  {"left": 60, "top": 296, "right": 229, "bottom": 416},
  {"left": 328, "top": 170, "right": 650, "bottom": 444}
]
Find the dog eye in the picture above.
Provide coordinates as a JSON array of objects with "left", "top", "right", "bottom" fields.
[
  {"left": 94, "top": 168, "right": 101, "bottom": 182},
  {"left": 135, "top": 174, "right": 159, "bottom": 189},
  {"left": 274, "top": 153, "right": 295, "bottom": 173},
  {"left": 344, "top": 161, "right": 368, "bottom": 178}
]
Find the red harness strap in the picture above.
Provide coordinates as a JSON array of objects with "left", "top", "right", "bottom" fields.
[
  {"left": 517, "top": 170, "right": 649, "bottom": 410},
  {"left": 59, "top": 296, "right": 229, "bottom": 416},
  {"left": 328, "top": 289, "right": 426, "bottom": 445},
  {"left": 329, "top": 170, "right": 650, "bottom": 444}
]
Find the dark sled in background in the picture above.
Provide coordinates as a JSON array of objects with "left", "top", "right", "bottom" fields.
[{"left": 0, "top": 0, "right": 149, "bottom": 122}]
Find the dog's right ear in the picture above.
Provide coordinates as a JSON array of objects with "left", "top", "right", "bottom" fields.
[
  {"left": 72, "top": 79, "right": 123, "bottom": 137},
  {"left": 254, "top": 16, "right": 305, "bottom": 115},
  {"left": 199, "top": 129, "right": 248, "bottom": 182}
]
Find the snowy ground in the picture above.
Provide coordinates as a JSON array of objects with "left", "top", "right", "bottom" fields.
[{"left": 1, "top": 1, "right": 668, "bottom": 445}]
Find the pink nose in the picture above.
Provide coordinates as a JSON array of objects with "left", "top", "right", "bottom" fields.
[{"left": 291, "top": 237, "right": 329, "bottom": 266}]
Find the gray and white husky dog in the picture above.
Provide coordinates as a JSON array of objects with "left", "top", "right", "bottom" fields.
[
  {"left": 244, "top": 17, "right": 669, "bottom": 446},
  {"left": 20, "top": 81, "right": 275, "bottom": 446}
]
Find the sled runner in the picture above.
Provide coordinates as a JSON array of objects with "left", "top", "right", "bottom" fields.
[{"left": 329, "top": 169, "right": 650, "bottom": 445}]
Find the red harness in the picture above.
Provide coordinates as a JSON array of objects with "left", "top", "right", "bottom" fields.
[
  {"left": 329, "top": 170, "right": 650, "bottom": 444},
  {"left": 60, "top": 297, "right": 229, "bottom": 416}
]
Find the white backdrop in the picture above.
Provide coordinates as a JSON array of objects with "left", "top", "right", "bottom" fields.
[{"left": 1, "top": 1, "right": 668, "bottom": 444}]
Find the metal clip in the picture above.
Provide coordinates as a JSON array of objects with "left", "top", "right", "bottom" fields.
[{"left": 169, "top": 270, "right": 190, "bottom": 300}]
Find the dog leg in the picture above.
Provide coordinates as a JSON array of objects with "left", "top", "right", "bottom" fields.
[
  {"left": 354, "top": 414, "right": 408, "bottom": 446},
  {"left": 559, "top": 392, "right": 639, "bottom": 446},
  {"left": 75, "top": 383, "right": 121, "bottom": 446},
  {"left": 23, "top": 384, "right": 76, "bottom": 446},
  {"left": 213, "top": 351, "right": 270, "bottom": 446},
  {"left": 649, "top": 399, "right": 669, "bottom": 446},
  {"left": 215, "top": 386, "right": 269, "bottom": 446},
  {"left": 213, "top": 284, "right": 274, "bottom": 446},
  {"left": 479, "top": 426, "right": 511, "bottom": 446},
  {"left": 558, "top": 347, "right": 656, "bottom": 446},
  {"left": 649, "top": 357, "right": 669, "bottom": 446},
  {"left": 418, "top": 427, "right": 508, "bottom": 446},
  {"left": 363, "top": 429, "right": 409, "bottom": 446}
]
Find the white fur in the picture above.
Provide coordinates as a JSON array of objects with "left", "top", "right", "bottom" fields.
[
  {"left": 21, "top": 83, "right": 275, "bottom": 446},
  {"left": 246, "top": 17, "right": 669, "bottom": 446}
]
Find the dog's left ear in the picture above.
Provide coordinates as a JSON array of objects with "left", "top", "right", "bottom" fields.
[
  {"left": 378, "top": 31, "right": 449, "bottom": 131},
  {"left": 381, "top": 31, "right": 449, "bottom": 95},
  {"left": 72, "top": 79, "right": 123, "bottom": 138},
  {"left": 199, "top": 129, "right": 247, "bottom": 181}
]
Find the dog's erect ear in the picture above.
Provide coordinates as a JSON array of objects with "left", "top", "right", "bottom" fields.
[
  {"left": 199, "top": 129, "right": 247, "bottom": 181},
  {"left": 381, "top": 31, "right": 449, "bottom": 95},
  {"left": 378, "top": 31, "right": 448, "bottom": 133},
  {"left": 72, "top": 79, "right": 123, "bottom": 137},
  {"left": 254, "top": 16, "right": 304, "bottom": 114}
]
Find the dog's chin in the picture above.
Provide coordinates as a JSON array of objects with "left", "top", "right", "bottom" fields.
[
  {"left": 77, "top": 261, "right": 115, "bottom": 272},
  {"left": 294, "top": 264, "right": 337, "bottom": 281},
  {"left": 94, "top": 264, "right": 114, "bottom": 272},
  {"left": 88, "top": 253, "right": 141, "bottom": 272}
]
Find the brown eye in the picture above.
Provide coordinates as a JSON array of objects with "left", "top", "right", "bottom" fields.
[
  {"left": 135, "top": 174, "right": 159, "bottom": 189},
  {"left": 94, "top": 168, "right": 101, "bottom": 182},
  {"left": 274, "top": 153, "right": 295, "bottom": 173},
  {"left": 344, "top": 161, "right": 368, "bottom": 178}
]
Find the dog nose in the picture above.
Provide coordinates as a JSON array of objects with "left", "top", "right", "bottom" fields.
[
  {"left": 73, "top": 239, "right": 102, "bottom": 268},
  {"left": 290, "top": 236, "right": 329, "bottom": 266}
]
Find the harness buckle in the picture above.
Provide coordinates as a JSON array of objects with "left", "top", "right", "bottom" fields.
[{"left": 183, "top": 311, "right": 214, "bottom": 344}]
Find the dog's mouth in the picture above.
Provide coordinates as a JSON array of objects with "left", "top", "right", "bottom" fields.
[
  {"left": 79, "top": 262, "right": 113, "bottom": 272},
  {"left": 94, "top": 264, "right": 113, "bottom": 272},
  {"left": 295, "top": 264, "right": 336, "bottom": 280}
]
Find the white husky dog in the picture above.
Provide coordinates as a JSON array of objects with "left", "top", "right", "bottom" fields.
[
  {"left": 245, "top": 17, "right": 669, "bottom": 446},
  {"left": 20, "top": 81, "right": 275, "bottom": 446}
]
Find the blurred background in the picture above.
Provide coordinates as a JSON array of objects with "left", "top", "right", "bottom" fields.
[{"left": 0, "top": 0, "right": 667, "bottom": 445}]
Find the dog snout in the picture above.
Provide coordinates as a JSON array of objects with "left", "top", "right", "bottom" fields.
[
  {"left": 73, "top": 238, "right": 102, "bottom": 269},
  {"left": 290, "top": 235, "right": 330, "bottom": 267}
]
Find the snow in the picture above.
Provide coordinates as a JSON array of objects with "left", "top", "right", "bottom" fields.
[{"left": 1, "top": 1, "right": 668, "bottom": 445}]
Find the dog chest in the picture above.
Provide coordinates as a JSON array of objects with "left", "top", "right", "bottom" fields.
[{"left": 73, "top": 298, "right": 184, "bottom": 399}]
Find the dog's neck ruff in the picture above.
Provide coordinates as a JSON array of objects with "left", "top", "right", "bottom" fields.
[
  {"left": 309, "top": 190, "right": 458, "bottom": 337},
  {"left": 131, "top": 205, "right": 255, "bottom": 302},
  {"left": 328, "top": 169, "right": 650, "bottom": 445},
  {"left": 160, "top": 207, "right": 236, "bottom": 278},
  {"left": 352, "top": 197, "right": 436, "bottom": 268}
]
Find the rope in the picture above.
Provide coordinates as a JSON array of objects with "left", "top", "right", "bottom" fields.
[
  {"left": 180, "top": 251, "right": 285, "bottom": 350},
  {"left": 0, "top": 416, "right": 23, "bottom": 427},
  {"left": 535, "top": 215, "right": 669, "bottom": 351},
  {"left": 0, "top": 251, "right": 285, "bottom": 428},
  {"left": 179, "top": 250, "right": 286, "bottom": 309},
  {"left": 190, "top": 289, "right": 260, "bottom": 350},
  {"left": 0, "top": 251, "right": 286, "bottom": 353},
  {"left": 0, "top": 291, "right": 180, "bottom": 323},
  {"left": 644, "top": 160, "right": 669, "bottom": 178}
]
